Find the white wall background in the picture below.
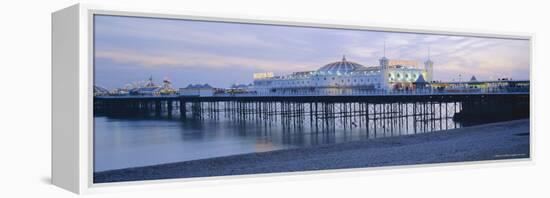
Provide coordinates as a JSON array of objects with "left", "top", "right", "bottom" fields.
[{"left": 0, "top": 0, "right": 548, "bottom": 197}]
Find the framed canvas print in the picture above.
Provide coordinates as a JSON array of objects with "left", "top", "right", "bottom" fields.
[{"left": 52, "top": 4, "right": 532, "bottom": 194}]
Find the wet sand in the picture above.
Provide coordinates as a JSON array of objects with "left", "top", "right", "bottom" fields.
[{"left": 94, "top": 119, "right": 530, "bottom": 183}]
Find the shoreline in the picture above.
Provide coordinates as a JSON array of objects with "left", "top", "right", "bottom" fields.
[{"left": 94, "top": 119, "right": 530, "bottom": 183}]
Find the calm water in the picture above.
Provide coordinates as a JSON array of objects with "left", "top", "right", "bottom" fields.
[{"left": 94, "top": 102, "right": 464, "bottom": 172}]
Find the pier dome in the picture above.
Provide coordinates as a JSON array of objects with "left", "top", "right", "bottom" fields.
[{"left": 317, "top": 56, "right": 365, "bottom": 74}]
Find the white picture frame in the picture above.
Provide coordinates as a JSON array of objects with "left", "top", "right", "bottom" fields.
[{"left": 52, "top": 3, "right": 533, "bottom": 194}]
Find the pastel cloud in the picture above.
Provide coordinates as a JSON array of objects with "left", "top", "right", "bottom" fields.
[
  {"left": 94, "top": 15, "right": 530, "bottom": 89},
  {"left": 95, "top": 49, "right": 323, "bottom": 73}
]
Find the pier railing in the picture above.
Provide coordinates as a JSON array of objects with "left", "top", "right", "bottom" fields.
[
  {"left": 210, "top": 87, "right": 529, "bottom": 97},
  {"left": 96, "top": 86, "right": 529, "bottom": 99}
]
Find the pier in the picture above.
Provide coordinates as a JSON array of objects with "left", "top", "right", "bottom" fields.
[{"left": 94, "top": 92, "right": 529, "bottom": 137}]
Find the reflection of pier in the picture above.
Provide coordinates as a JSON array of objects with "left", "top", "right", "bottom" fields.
[{"left": 94, "top": 93, "right": 529, "bottom": 137}]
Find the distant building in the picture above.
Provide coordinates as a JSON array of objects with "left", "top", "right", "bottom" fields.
[
  {"left": 103, "top": 75, "right": 177, "bottom": 96},
  {"left": 129, "top": 87, "right": 160, "bottom": 96},
  {"left": 253, "top": 72, "right": 274, "bottom": 79},
  {"left": 180, "top": 84, "right": 215, "bottom": 96},
  {"left": 226, "top": 83, "right": 254, "bottom": 94},
  {"left": 157, "top": 78, "right": 178, "bottom": 95},
  {"left": 94, "top": 86, "right": 110, "bottom": 96},
  {"left": 413, "top": 73, "right": 428, "bottom": 89},
  {"left": 252, "top": 52, "right": 433, "bottom": 95},
  {"left": 470, "top": 75, "right": 478, "bottom": 82},
  {"left": 110, "top": 88, "right": 129, "bottom": 96},
  {"left": 129, "top": 76, "right": 161, "bottom": 96}
]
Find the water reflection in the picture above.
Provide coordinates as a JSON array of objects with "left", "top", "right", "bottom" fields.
[{"left": 94, "top": 102, "right": 464, "bottom": 172}]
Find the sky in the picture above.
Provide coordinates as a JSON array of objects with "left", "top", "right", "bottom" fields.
[{"left": 94, "top": 15, "right": 530, "bottom": 89}]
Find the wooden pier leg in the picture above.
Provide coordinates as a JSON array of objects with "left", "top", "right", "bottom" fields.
[
  {"left": 390, "top": 102, "right": 394, "bottom": 136},
  {"left": 439, "top": 102, "right": 443, "bottom": 129},
  {"left": 405, "top": 102, "right": 409, "bottom": 134},
  {"left": 179, "top": 100, "right": 186, "bottom": 119},
  {"left": 167, "top": 100, "right": 173, "bottom": 117},
  {"left": 413, "top": 102, "right": 417, "bottom": 134},
  {"left": 155, "top": 100, "right": 161, "bottom": 117},
  {"left": 366, "top": 102, "right": 370, "bottom": 138}
]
